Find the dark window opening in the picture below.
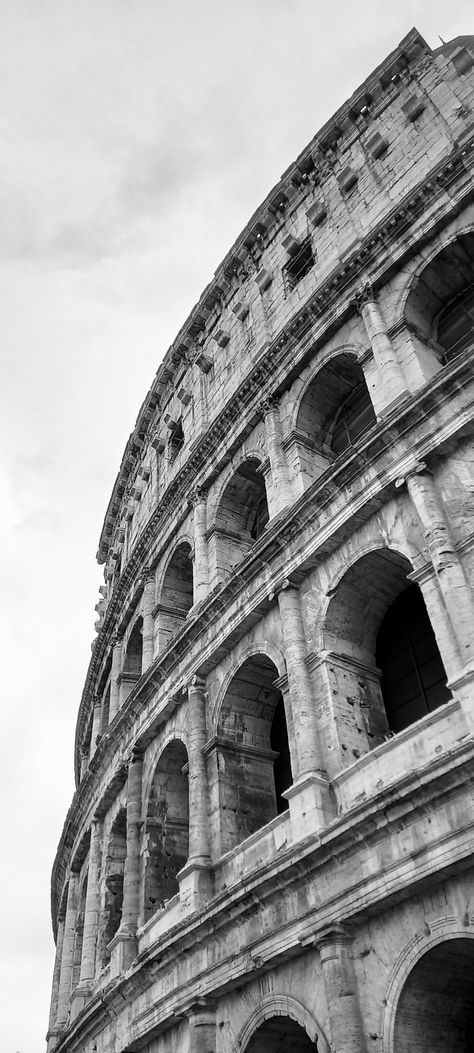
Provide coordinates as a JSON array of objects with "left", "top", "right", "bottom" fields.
[
  {"left": 330, "top": 380, "right": 376, "bottom": 455},
  {"left": 376, "top": 584, "right": 451, "bottom": 734},
  {"left": 284, "top": 238, "right": 315, "bottom": 290},
  {"left": 168, "top": 420, "right": 184, "bottom": 462},
  {"left": 270, "top": 696, "right": 292, "bottom": 813}
]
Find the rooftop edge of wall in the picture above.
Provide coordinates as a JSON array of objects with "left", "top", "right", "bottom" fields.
[{"left": 96, "top": 26, "right": 432, "bottom": 566}]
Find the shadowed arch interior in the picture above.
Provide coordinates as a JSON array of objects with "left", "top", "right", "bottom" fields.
[
  {"left": 394, "top": 938, "right": 474, "bottom": 1052},
  {"left": 98, "top": 809, "right": 126, "bottom": 965},
  {"left": 296, "top": 353, "right": 376, "bottom": 464},
  {"left": 244, "top": 1016, "right": 318, "bottom": 1053},
  {"left": 404, "top": 232, "right": 474, "bottom": 359},
  {"left": 216, "top": 655, "right": 292, "bottom": 853},
  {"left": 123, "top": 617, "right": 143, "bottom": 677},
  {"left": 156, "top": 543, "right": 194, "bottom": 650},
  {"left": 142, "top": 739, "right": 189, "bottom": 922},
  {"left": 216, "top": 458, "right": 269, "bottom": 542},
  {"left": 323, "top": 549, "right": 451, "bottom": 755}
]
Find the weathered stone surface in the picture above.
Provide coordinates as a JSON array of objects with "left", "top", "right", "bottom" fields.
[{"left": 47, "top": 28, "right": 474, "bottom": 1053}]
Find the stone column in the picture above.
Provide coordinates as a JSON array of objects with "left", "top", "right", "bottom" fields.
[
  {"left": 109, "top": 634, "right": 123, "bottom": 722},
  {"left": 110, "top": 750, "right": 143, "bottom": 973},
  {"left": 318, "top": 928, "right": 367, "bottom": 1053},
  {"left": 70, "top": 819, "right": 102, "bottom": 1019},
  {"left": 55, "top": 872, "right": 80, "bottom": 1028},
  {"left": 400, "top": 465, "right": 474, "bottom": 725},
  {"left": 178, "top": 677, "right": 213, "bottom": 909},
  {"left": 190, "top": 490, "right": 209, "bottom": 605},
  {"left": 46, "top": 914, "right": 65, "bottom": 1046},
  {"left": 277, "top": 580, "right": 332, "bottom": 834},
  {"left": 262, "top": 397, "right": 291, "bottom": 516},
  {"left": 401, "top": 466, "right": 474, "bottom": 666},
  {"left": 356, "top": 287, "right": 409, "bottom": 414},
  {"left": 141, "top": 572, "right": 155, "bottom": 671}
]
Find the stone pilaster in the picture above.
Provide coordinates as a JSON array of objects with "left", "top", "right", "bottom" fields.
[
  {"left": 179, "top": 998, "right": 216, "bottom": 1053},
  {"left": 141, "top": 572, "right": 156, "bottom": 672},
  {"left": 178, "top": 676, "right": 213, "bottom": 909},
  {"left": 46, "top": 915, "right": 65, "bottom": 1049},
  {"left": 70, "top": 819, "right": 102, "bottom": 1020},
  {"left": 261, "top": 396, "right": 291, "bottom": 517},
  {"left": 109, "top": 633, "right": 123, "bottom": 722},
  {"left": 110, "top": 749, "right": 143, "bottom": 972},
  {"left": 356, "top": 287, "right": 409, "bottom": 415},
  {"left": 318, "top": 927, "right": 367, "bottom": 1053},
  {"left": 277, "top": 580, "right": 333, "bottom": 834},
  {"left": 190, "top": 490, "right": 209, "bottom": 605},
  {"left": 55, "top": 872, "right": 80, "bottom": 1028}
]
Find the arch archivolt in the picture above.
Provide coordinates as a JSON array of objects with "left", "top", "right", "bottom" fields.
[
  {"left": 289, "top": 343, "right": 364, "bottom": 433},
  {"left": 237, "top": 994, "right": 329, "bottom": 1051},
  {"left": 142, "top": 726, "right": 189, "bottom": 819},
  {"left": 380, "top": 918, "right": 474, "bottom": 1053},
  {"left": 207, "top": 445, "right": 265, "bottom": 528},
  {"left": 387, "top": 210, "right": 474, "bottom": 325},
  {"left": 210, "top": 641, "right": 287, "bottom": 731}
]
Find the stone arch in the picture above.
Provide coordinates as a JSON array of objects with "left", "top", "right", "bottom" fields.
[
  {"left": 211, "top": 652, "right": 293, "bottom": 854},
  {"left": 288, "top": 348, "right": 376, "bottom": 493},
  {"left": 317, "top": 546, "right": 451, "bottom": 768},
  {"left": 155, "top": 539, "right": 194, "bottom": 652},
  {"left": 393, "top": 209, "right": 474, "bottom": 324},
  {"left": 403, "top": 230, "right": 474, "bottom": 358},
  {"left": 207, "top": 453, "right": 270, "bottom": 585},
  {"left": 142, "top": 727, "right": 189, "bottom": 820},
  {"left": 142, "top": 738, "right": 189, "bottom": 922},
  {"left": 290, "top": 343, "right": 364, "bottom": 431},
  {"left": 238, "top": 995, "right": 329, "bottom": 1052},
  {"left": 123, "top": 615, "right": 143, "bottom": 676},
  {"left": 211, "top": 641, "right": 287, "bottom": 729},
  {"left": 71, "top": 869, "right": 88, "bottom": 990},
  {"left": 382, "top": 928, "right": 474, "bottom": 1053},
  {"left": 208, "top": 447, "right": 266, "bottom": 527}
]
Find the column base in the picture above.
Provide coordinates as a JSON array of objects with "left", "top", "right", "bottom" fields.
[
  {"left": 448, "top": 663, "right": 474, "bottom": 733},
  {"left": 108, "top": 929, "right": 138, "bottom": 975},
  {"left": 69, "top": 982, "right": 92, "bottom": 1022},
  {"left": 284, "top": 771, "right": 335, "bottom": 840},
  {"left": 178, "top": 857, "right": 213, "bottom": 912}
]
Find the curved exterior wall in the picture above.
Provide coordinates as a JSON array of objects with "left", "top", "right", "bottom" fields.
[{"left": 48, "top": 28, "right": 474, "bottom": 1053}]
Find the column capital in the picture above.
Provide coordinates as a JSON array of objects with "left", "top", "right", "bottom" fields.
[
  {"left": 186, "top": 673, "right": 207, "bottom": 692},
  {"left": 125, "top": 745, "right": 144, "bottom": 767},
  {"left": 176, "top": 994, "right": 217, "bottom": 1018},
  {"left": 270, "top": 575, "right": 301, "bottom": 600},
  {"left": 353, "top": 281, "right": 376, "bottom": 313},
  {"left": 394, "top": 460, "right": 428, "bottom": 488},
  {"left": 188, "top": 487, "right": 207, "bottom": 508},
  {"left": 260, "top": 393, "right": 280, "bottom": 417},
  {"left": 111, "top": 629, "right": 124, "bottom": 646},
  {"left": 140, "top": 566, "right": 155, "bottom": 587}
]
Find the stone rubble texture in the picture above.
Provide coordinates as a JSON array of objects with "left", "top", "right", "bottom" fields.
[{"left": 47, "top": 27, "right": 474, "bottom": 1053}]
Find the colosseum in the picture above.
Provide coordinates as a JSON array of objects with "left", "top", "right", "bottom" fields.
[{"left": 47, "top": 27, "right": 474, "bottom": 1053}]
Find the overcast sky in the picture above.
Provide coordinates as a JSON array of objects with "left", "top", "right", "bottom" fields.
[{"left": 1, "top": 2, "right": 473, "bottom": 1050}]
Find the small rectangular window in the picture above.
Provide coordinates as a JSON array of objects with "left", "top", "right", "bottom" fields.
[{"left": 284, "top": 238, "right": 315, "bottom": 290}]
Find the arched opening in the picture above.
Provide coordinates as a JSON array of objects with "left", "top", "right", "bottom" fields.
[
  {"left": 293, "top": 354, "right": 376, "bottom": 488},
  {"left": 394, "top": 938, "right": 474, "bottom": 1052},
  {"left": 376, "top": 583, "right": 452, "bottom": 733},
  {"left": 156, "top": 543, "right": 194, "bottom": 650},
  {"left": 213, "top": 655, "right": 293, "bottom": 854},
  {"left": 405, "top": 232, "right": 474, "bottom": 362},
  {"left": 244, "top": 1016, "right": 317, "bottom": 1053},
  {"left": 123, "top": 617, "right": 143, "bottom": 677},
  {"left": 98, "top": 810, "right": 126, "bottom": 966},
  {"left": 210, "top": 459, "right": 269, "bottom": 582},
  {"left": 142, "top": 739, "right": 189, "bottom": 922},
  {"left": 322, "top": 550, "right": 451, "bottom": 768}
]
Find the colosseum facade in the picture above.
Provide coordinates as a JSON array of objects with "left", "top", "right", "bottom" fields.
[{"left": 47, "top": 27, "right": 474, "bottom": 1053}]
